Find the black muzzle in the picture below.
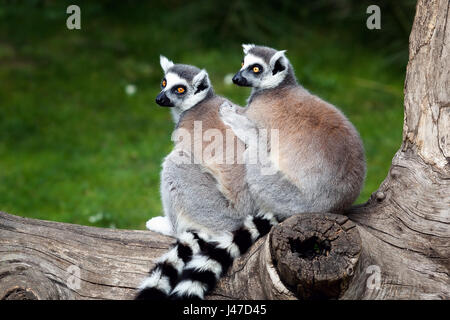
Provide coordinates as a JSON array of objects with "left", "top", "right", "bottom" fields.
[
  {"left": 232, "top": 71, "right": 250, "bottom": 87},
  {"left": 155, "top": 92, "right": 174, "bottom": 107}
]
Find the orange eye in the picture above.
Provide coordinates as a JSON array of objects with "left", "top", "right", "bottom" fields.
[
  {"left": 177, "top": 87, "right": 185, "bottom": 93},
  {"left": 162, "top": 80, "right": 166, "bottom": 87},
  {"left": 241, "top": 62, "right": 244, "bottom": 67},
  {"left": 253, "top": 66, "right": 260, "bottom": 73}
]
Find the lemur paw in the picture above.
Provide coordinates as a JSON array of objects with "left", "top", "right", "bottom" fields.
[
  {"left": 219, "top": 102, "right": 256, "bottom": 144},
  {"left": 219, "top": 101, "right": 237, "bottom": 120},
  {"left": 146, "top": 216, "right": 174, "bottom": 236}
]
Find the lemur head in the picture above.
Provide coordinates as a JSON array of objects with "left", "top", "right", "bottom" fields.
[
  {"left": 156, "top": 56, "right": 213, "bottom": 111},
  {"left": 232, "top": 44, "right": 296, "bottom": 90}
]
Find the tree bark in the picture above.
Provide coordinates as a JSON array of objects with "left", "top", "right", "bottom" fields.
[
  {"left": 0, "top": 0, "right": 448, "bottom": 300},
  {"left": 0, "top": 211, "right": 361, "bottom": 300},
  {"left": 342, "top": 0, "right": 449, "bottom": 299},
  {"left": 0, "top": 211, "right": 172, "bottom": 300}
]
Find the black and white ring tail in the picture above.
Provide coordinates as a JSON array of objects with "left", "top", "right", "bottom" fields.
[
  {"left": 170, "top": 211, "right": 279, "bottom": 300},
  {"left": 135, "top": 231, "right": 202, "bottom": 300}
]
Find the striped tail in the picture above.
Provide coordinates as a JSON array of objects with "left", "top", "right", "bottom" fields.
[
  {"left": 170, "top": 212, "right": 279, "bottom": 300},
  {"left": 135, "top": 231, "right": 202, "bottom": 300}
]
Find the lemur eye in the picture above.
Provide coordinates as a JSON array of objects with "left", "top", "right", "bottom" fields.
[
  {"left": 177, "top": 87, "right": 185, "bottom": 93},
  {"left": 241, "top": 61, "right": 244, "bottom": 67},
  {"left": 253, "top": 66, "right": 260, "bottom": 73},
  {"left": 162, "top": 80, "right": 166, "bottom": 87}
]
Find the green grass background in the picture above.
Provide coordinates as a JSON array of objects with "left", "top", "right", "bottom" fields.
[{"left": 0, "top": 1, "right": 413, "bottom": 229}]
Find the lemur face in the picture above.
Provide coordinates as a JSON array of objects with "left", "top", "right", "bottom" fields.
[
  {"left": 156, "top": 56, "right": 211, "bottom": 111},
  {"left": 233, "top": 44, "right": 289, "bottom": 90}
]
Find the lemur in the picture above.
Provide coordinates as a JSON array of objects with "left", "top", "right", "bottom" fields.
[
  {"left": 219, "top": 44, "right": 366, "bottom": 221},
  {"left": 135, "top": 57, "right": 279, "bottom": 300}
]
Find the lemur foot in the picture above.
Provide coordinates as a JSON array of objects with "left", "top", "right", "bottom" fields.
[{"left": 146, "top": 216, "right": 174, "bottom": 236}]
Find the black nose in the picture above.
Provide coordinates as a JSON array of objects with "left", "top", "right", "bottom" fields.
[
  {"left": 155, "top": 92, "right": 173, "bottom": 107},
  {"left": 232, "top": 72, "right": 249, "bottom": 86}
]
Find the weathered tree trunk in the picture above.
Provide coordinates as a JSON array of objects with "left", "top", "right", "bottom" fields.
[
  {"left": 0, "top": 0, "right": 448, "bottom": 300},
  {"left": 342, "top": 0, "right": 449, "bottom": 299}
]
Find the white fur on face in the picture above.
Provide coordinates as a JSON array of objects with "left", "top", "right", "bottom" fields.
[
  {"left": 164, "top": 72, "right": 189, "bottom": 92},
  {"left": 241, "top": 52, "right": 289, "bottom": 90},
  {"left": 163, "top": 72, "right": 191, "bottom": 111},
  {"left": 239, "top": 54, "right": 267, "bottom": 89},
  {"left": 163, "top": 72, "right": 210, "bottom": 112},
  {"left": 241, "top": 54, "right": 267, "bottom": 71},
  {"left": 182, "top": 70, "right": 211, "bottom": 110}
]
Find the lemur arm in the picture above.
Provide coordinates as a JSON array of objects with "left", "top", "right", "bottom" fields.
[
  {"left": 219, "top": 102, "right": 279, "bottom": 175},
  {"left": 219, "top": 103, "right": 309, "bottom": 219}
]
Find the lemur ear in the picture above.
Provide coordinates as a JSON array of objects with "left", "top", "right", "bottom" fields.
[
  {"left": 192, "top": 69, "right": 210, "bottom": 94},
  {"left": 160, "top": 55, "right": 174, "bottom": 73},
  {"left": 269, "top": 50, "right": 287, "bottom": 75},
  {"left": 242, "top": 44, "right": 255, "bottom": 55}
]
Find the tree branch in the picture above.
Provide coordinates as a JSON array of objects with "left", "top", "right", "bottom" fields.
[{"left": 0, "top": 211, "right": 361, "bottom": 300}]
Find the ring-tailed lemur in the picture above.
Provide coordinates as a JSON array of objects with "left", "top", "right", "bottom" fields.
[
  {"left": 219, "top": 44, "right": 366, "bottom": 221},
  {"left": 135, "top": 57, "right": 279, "bottom": 300}
]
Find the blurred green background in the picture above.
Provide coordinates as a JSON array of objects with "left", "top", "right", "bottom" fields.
[{"left": 0, "top": 0, "right": 416, "bottom": 229}]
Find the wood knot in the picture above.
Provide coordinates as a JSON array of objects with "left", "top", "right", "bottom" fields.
[
  {"left": 0, "top": 265, "right": 62, "bottom": 300},
  {"left": 288, "top": 236, "right": 331, "bottom": 260},
  {"left": 390, "top": 168, "right": 401, "bottom": 179},
  {"left": 270, "top": 213, "right": 361, "bottom": 300},
  {"left": 376, "top": 191, "right": 386, "bottom": 201},
  {"left": 2, "top": 287, "right": 38, "bottom": 300}
]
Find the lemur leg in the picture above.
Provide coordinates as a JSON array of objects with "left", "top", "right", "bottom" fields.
[
  {"left": 246, "top": 163, "right": 311, "bottom": 221},
  {"left": 136, "top": 151, "right": 251, "bottom": 300},
  {"left": 160, "top": 151, "right": 250, "bottom": 234},
  {"left": 160, "top": 150, "right": 281, "bottom": 300}
]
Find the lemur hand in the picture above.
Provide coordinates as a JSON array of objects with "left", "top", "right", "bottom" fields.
[{"left": 219, "top": 102, "right": 257, "bottom": 145}]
